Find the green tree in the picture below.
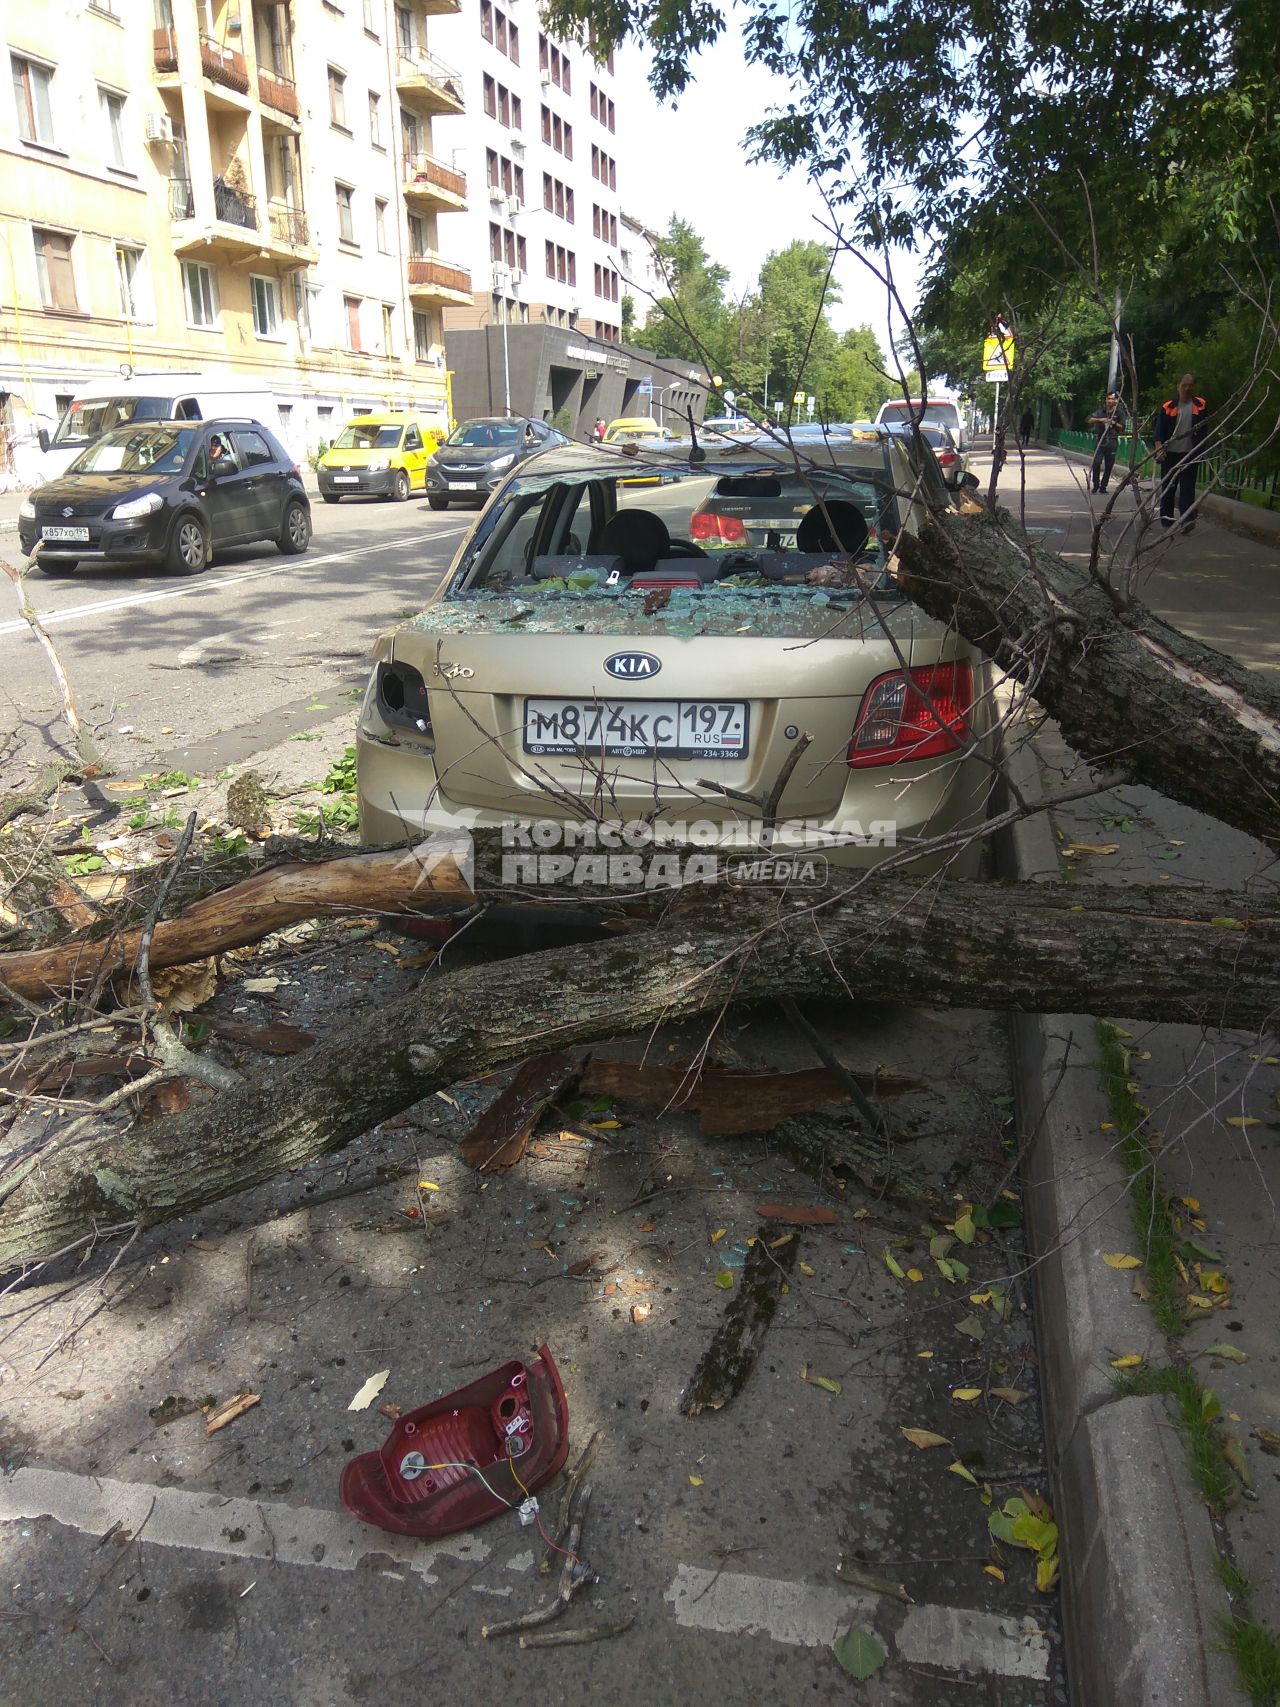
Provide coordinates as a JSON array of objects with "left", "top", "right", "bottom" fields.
[
  {"left": 823, "top": 325, "right": 895, "bottom": 422},
  {"left": 751, "top": 241, "right": 839, "bottom": 417},
  {"left": 639, "top": 216, "right": 732, "bottom": 374}
]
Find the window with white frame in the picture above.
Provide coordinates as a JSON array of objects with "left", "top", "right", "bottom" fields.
[
  {"left": 251, "top": 274, "right": 282, "bottom": 337},
  {"left": 412, "top": 309, "right": 432, "bottom": 362},
  {"left": 327, "top": 65, "right": 347, "bottom": 128},
  {"left": 380, "top": 303, "right": 394, "bottom": 356},
  {"left": 375, "top": 197, "right": 389, "bottom": 252},
  {"left": 181, "top": 258, "right": 218, "bottom": 328},
  {"left": 33, "top": 227, "right": 78, "bottom": 311},
  {"left": 99, "top": 87, "right": 126, "bottom": 168},
  {"left": 115, "top": 244, "right": 146, "bottom": 319},
  {"left": 12, "top": 54, "right": 56, "bottom": 146},
  {"left": 368, "top": 90, "right": 382, "bottom": 147}
]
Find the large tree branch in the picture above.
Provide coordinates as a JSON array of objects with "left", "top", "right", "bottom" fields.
[
  {"left": 0, "top": 873, "right": 1275, "bottom": 1272},
  {"left": 895, "top": 512, "right": 1280, "bottom": 848}
]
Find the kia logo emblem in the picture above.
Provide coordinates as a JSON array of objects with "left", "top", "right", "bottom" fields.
[{"left": 604, "top": 651, "right": 661, "bottom": 680}]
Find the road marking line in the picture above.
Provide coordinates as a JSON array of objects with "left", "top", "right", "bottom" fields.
[
  {"left": 0, "top": 528, "right": 467, "bottom": 638},
  {"left": 0, "top": 1465, "right": 486, "bottom": 1585},
  {"left": 664, "top": 1564, "right": 1049, "bottom": 1680}
]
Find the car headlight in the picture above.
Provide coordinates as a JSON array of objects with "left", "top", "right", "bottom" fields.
[
  {"left": 19, "top": 498, "right": 35, "bottom": 520},
  {"left": 489, "top": 453, "right": 515, "bottom": 471},
  {"left": 366, "top": 459, "right": 390, "bottom": 473},
  {"left": 111, "top": 491, "right": 164, "bottom": 521}
]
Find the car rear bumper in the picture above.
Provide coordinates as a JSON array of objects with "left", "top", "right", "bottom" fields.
[{"left": 355, "top": 725, "right": 989, "bottom": 878}]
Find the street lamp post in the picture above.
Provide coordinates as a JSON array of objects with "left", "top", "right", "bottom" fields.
[{"left": 492, "top": 267, "right": 512, "bottom": 416}]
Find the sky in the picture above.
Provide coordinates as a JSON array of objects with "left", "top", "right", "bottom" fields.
[{"left": 613, "top": 29, "right": 931, "bottom": 367}]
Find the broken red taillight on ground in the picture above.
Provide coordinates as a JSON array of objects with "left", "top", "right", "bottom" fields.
[
  {"left": 847, "top": 661, "right": 974, "bottom": 768},
  {"left": 340, "top": 1344, "right": 570, "bottom": 1538}
]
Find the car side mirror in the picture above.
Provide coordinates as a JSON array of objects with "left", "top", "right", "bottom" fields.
[
  {"left": 960, "top": 471, "right": 980, "bottom": 491},
  {"left": 38, "top": 428, "right": 50, "bottom": 453}
]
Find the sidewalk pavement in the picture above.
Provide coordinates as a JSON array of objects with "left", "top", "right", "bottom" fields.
[{"left": 1002, "top": 449, "right": 1278, "bottom": 1707}]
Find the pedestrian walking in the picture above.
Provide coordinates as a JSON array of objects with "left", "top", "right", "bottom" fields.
[
  {"left": 1019, "top": 407, "right": 1034, "bottom": 448},
  {"left": 1152, "top": 372, "right": 1208, "bottom": 532},
  {"left": 1087, "top": 390, "right": 1129, "bottom": 493},
  {"left": 592, "top": 417, "right": 606, "bottom": 443}
]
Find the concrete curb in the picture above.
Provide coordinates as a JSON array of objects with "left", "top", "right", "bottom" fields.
[{"left": 999, "top": 738, "right": 1238, "bottom": 1707}]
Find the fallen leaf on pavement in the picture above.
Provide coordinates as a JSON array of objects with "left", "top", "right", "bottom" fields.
[
  {"left": 347, "top": 1370, "right": 390, "bottom": 1411},
  {"left": 688, "top": 1474, "right": 704, "bottom": 1486},
  {"left": 631, "top": 1303, "right": 651, "bottom": 1324},
  {"left": 799, "top": 1262, "right": 815, "bottom": 1276},
  {"left": 990, "top": 1387, "right": 1031, "bottom": 1405},
  {"left": 900, "top": 1427, "right": 950, "bottom": 1450},
  {"left": 884, "top": 1249, "right": 906, "bottom": 1279},
  {"left": 954, "top": 1314, "right": 986, "bottom": 1342},
  {"left": 906, "top": 1267, "right": 924, "bottom": 1283},
  {"left": 1061, "top": 843, "right": 1119, "bottom": 857},
  {"left": 204, "top": 1392, "right": 261, "bottom": 1435},
  {"left": 1110, "top": 1355, "right": 1144, "bottom": 1370},
  {"left": 832, "top": 1626, "right": 886, "bottom": 1682},
  {"left": 948, "top": 1460, "right": 979, "bottom": 1486},
  {"left": 713, "top": 1270, "right": 734, "bottom": 1289},
  {"left": 1223, "top": 1435, "right": 1251, "bottom": 1485},
  {"left": 800, "top": 1365, "right": 842, "bottom": 1396},
  {"left": 377, "top": 1402, "right": 402, "bottom": 1420},
  {"left": 1103, "top": 1253, "right": 1143, "bottom": 1269},
  {"left": 984, "top": 1564, "right": 1005, "bottom": 1582},
  {"left": 1226, "top": 1116, "right": 1260, "bottom": 1128},
  {"left": 951, "top": 1387, "right": 982, "bottom": 1402},
  {"left": 952, "top": 1210, "right": 976, "bottom": 1245}
]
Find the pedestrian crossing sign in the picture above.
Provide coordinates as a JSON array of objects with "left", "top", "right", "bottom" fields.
[{"left": 982, "top": 335, "right": 1015, "bottom": 378}]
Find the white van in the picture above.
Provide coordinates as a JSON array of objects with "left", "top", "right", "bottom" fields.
[
  {"left": 38, "top": 370, "right": 283, "bottom": 483},
  {"left": 875, "top": 396, "right": 968, "bottom": 453}
]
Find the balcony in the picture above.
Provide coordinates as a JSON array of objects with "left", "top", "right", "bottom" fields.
[
  {"left": 403, "top": 151, "right": 467, "bottom": 211},
  {"left": 407, "top": 253, "right": 472, "bottom": 306},
  {"left": 410, "top": 0, "right": 463, "bottom": 14},
  {"left": 267, "top": 198, "right": 309, "bottom": 249},
  {"left": 257, "top": 65, "right": 300, "bottom": 121},
  {"left": 394, "top": 49, "right": 464, "bottom": 116},
  {"left": 170, "top": 174, "right": 267, "bottom": 260},
  {"left": 153, "top": 25, "right": 179, "bottom": 74},
  {"left": 200, "top": 33, "right": 250, "bottom": 95}
]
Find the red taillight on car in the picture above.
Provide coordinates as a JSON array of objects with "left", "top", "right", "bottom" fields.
[
  {"left": 937, "top": 450, "right": 957, "bottom": 467},
  {"left": 847, "top": 662, "right": 973, "bottom": 768},
  {"left": 690, "top": 510, "right": 748, "bottom": 545}
]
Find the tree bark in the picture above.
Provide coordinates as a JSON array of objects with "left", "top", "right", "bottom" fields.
[
  {"left": 895, "top": 512, "right": 1280, "bottom": 850},
  {"left": 1, "top": 875, "right": 1276, "bottom": 1272}
]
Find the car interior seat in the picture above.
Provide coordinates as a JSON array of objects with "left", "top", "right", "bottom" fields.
[
  {"left": 794, "top": 498, "right": 869, "bottom": 558},
  {"left": 598, "top": 508, "right": 671, "bottom": 572}
]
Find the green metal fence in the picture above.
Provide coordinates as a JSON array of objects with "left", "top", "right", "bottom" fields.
[{"left": 1044, "top": 429, "right": 1279, "bottom": 510}]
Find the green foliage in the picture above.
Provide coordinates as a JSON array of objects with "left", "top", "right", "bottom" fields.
[
  {"left": 620, "top": 293, "right": 636, "bottom": 339},
  {"left": 320, "top": 747, "right": 357, "bottom": 796}
]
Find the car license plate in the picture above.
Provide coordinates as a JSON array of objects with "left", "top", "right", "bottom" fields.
[
  {"left": 524, "top": 698, "right": 748, "bottom": 760},
  {"left": 333, "top": 476, "right": 359, "bottom": 485},
  {"left": 450, "top": 480, "right": 479, "bottom": 491},
  {"left": 40, "top": 525, "right": 90, "bottom": 542}
]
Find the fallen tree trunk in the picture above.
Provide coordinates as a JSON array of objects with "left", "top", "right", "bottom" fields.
[
  {"left": 1, "top": 875, "right": 1276, "bottom": 1271},
  {"left": 895, "top": 512, "right": 1280, "bottom": 850}
]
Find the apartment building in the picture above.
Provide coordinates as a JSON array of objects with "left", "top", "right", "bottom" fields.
[{"left": 0, "top": 0, "right": 468, "bottom": 471}]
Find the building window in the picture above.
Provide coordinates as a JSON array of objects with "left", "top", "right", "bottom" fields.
[
  {"left": 395, "top": 4, "right": 413, "bottom": 51},
  {"left": 181, "top": 258, "right": 218, "bottom": 328},
  {"left": 480, "top": 0, "right": 493, "bottom": 41},
  {"left": 368, "top": 90, "right": 382, "bottom": 147},
  {"left": 512, "top": 93, "right": 522, "bottom": 128},
  {"left": 115, "top": 243, "right": 145, "bottom": 319},
  {"left": 375, "top": 197, "right": 389, "bottom": 252},
  {"left": 363, "top": 0, "right": 378, "bottom": 32},
  {"left": 327, "top": 66, "right": 347, "bottom": 129},
  {"left": 251, "top": 273, "right": 282, "bottom": 337},
  {"left": 12, "top": 54, "right": 56, "bottom": 147},
  {"left": 381, "top": 303, "right": 394, "bottom": 356},
  {"left": 508, "top": 22, "right": 519, "bottom": 63},
  {"left": 99, "top": 87, "right": 126, "bottom": 169},
  {"left": 413, "top": 309, "right": 433, "bottom": 362},
  {"left": 32, "top": 228, "right": 78, "bottom": 311},
  {"left": 335, "top": 182, "right": 356, "bottom": 245},
  {"left": 344, "top": 294, "right": 362, "bottom": 351},
  {"left": 483, "top": 73, "right": 495, "bottom": 118},
  {"left": 408, "top": 211, "right": 426, "bottom": 256}
]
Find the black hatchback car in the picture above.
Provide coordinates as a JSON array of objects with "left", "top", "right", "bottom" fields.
[
  {"left": 425, "top": 415, "right": 568, "bottom": 509},
  {"left": 18, "top": 418, "right": 311, "bottom": 576}
]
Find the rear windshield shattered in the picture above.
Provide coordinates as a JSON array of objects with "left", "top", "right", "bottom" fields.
[{"left": 452, "top": 462, "right": 903, "bottom": 601}]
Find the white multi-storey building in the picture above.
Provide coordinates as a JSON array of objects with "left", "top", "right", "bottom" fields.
[{"left": 429, "top": 2, "right": 624, "bottom": 346}]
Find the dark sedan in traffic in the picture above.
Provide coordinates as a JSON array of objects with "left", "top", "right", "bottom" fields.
[{"left": 19, "top": 419, "right": 310, "bottom": 576}]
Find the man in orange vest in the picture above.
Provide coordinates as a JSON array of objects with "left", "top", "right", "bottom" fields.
[{"left": 1152, "top": 373, "right": 1208, "bottom": 532}]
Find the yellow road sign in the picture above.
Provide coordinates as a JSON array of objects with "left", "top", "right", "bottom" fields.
[{"left": 983, "top": 335, "right": 1015, "bottom": 377}]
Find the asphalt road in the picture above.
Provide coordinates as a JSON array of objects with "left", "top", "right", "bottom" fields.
[{"left": 2, "top": 495, "right": 474, "bottom": 786}]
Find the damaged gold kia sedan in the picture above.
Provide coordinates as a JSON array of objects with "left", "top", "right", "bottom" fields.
[{"left": 356, "top": 434, "right": 996, "bottom": 875}]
